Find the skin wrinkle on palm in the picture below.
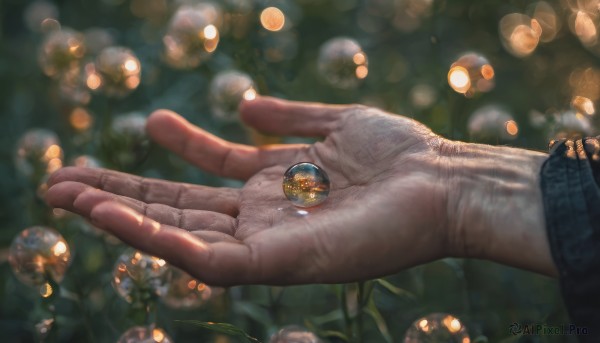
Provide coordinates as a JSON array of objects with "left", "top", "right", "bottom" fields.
[{"left": 45, "top": 96, "right": 558, "bottom": 286}]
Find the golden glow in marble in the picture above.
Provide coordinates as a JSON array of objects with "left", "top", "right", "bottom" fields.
[{"left": 283, "top": 162, "right": 330, "bottom": 208}]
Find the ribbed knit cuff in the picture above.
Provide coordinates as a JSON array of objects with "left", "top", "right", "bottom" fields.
[{"left": 541, "top": 137, "right": 600, "bottom": 342}]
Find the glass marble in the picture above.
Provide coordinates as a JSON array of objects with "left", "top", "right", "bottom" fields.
[
  {"left": 117, "top": 325, "right": 173, "bottom": 343},
  {"left": 163, "top": 3, "right": 222, "bottom": 69},
  {"left": 8, "top": 226, "right": 71, "bottom": 287},
  {"left": 404, "top": 313, "right": 470, "bottom": 343},
  {"left": 105, "top": 112, "right": 150, "bottom": 169},
  {"left": 112, "top": 250, "right": 171, "bottom": 304},
  {"left": 499, "top": 13, "right": 541, "bottom": 58},
  {"left": 38, "top": 28, "right": 85, "bottom": 78},
  {"left": 95, "top": 46, "right": 141, "bottom": 98},
  {"left": 269, "top": 325, "right": 322, "bottom": 343},
  {"left": 318, "top": 37, "right": 368, "bottom": 89},
  {"left": 161, "top": 266, "right": 220, "bottom": 309},
  {"left": 283, "top": 162, "right": 330, "bottom": 208},
  {"left": 15, "top": 129, "right": 63, "bottom": 181},
  {"left": 447, "top": 53, "right": 494, "bottom": 97},
  {"left": 468, "top": 105, "right": 518, "bottom": 143},
  {"left": 209, "top": 70, "right": 256, "bottom": 122}
]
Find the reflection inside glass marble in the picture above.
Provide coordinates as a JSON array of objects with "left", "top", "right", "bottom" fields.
[{"left": 283, "top": 162, "right": 330, "bottom": 208}]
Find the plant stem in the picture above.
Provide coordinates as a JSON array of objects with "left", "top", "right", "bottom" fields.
[
  {"left": 340, "top": 284, "right": 352, "bottom": 341},
  {"left": 356, "top": 282, "right": 365, "bottom": 343}
]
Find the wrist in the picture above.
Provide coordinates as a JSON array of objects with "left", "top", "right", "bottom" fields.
[{"left": 440, "top": 140, "right": 558, "bottom": 277}]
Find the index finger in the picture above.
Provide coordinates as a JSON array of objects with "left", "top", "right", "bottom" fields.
[
  {"left": 146, "top": 109, "right": 308, "bottom": 180},
  {"left": 89, "top": 201, "right": 304, "bottom": 286},
  {"left": 146, "top": 97, "right": 348, "bottom": 180}
]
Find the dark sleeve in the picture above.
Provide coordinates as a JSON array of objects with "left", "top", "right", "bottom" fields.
[{"left": 541, "top": 137, "right": 600, "bottom": 342}]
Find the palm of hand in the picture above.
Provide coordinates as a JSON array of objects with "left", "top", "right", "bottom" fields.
[{"left": 47, "top": 97, "right": 448, "bottom": 286}]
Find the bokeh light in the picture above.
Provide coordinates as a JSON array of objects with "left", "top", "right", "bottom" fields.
[
  {"left": 448, "top": 67, "right": 471, "bottom": 94},
  {"left": 209, "top": 70, "right": 256, "bottom": 122},
  {"left": 95, "top": 47, "right": 141, "bottom": 98},
  {"left": 499, "top": 13, "right": 541, "bottom": 57},
  {"left": 404, "top": 313, "right": 470, "bottom": 343},
  {"left": 318, "top": 37, "right": 368, "bottom": 89},
  {"left": 530, "top": 2, "right": 560, "bottom": 43},
  {"left": 570, "top": 67, "right": 600, "bottom": 104},
  {"left": 117, "top": 326, "right": 173, "bottom": 343},
  {"left": 571, "top": 95, "right": 595, "bottom": 115},
  {"left": 261, "top": 7, "right": 286, "bottom": 32},
  {"left": 162, "top": 267, "right": 222, "bottom": 309},
  {"left": 15, "top": 129, "right": 63, "bottom": 180},
  {"left": 468, "top": 105, "right": 519, "bottom": 142},
  {"left": 163, "top": 3, "right": 222, "bottom": 69},
  {"left": 9, "top": 226, "right": 71, "bottom": 287},
  {"left": 572, "top": 10, "right": 597, "bottom": 46},
  {"left": 69, "top": 107, "right": 94, "bottom": 132},
  {"left": 448, "top": 53, "right": 494, "bottom": 96},
  {"left": 112, "top": 250, "right": 171, "bottom": 304},
  {"left": 38, "top": 28, "right": 85, "bottom": 78},
  {"left": 86, "top": 74, "right": 102, "bottom": 90},
  {"left": 40, "top": 282, "right": 53, "bottom": 298}
]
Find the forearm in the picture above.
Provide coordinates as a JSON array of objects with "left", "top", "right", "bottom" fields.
[{"left": 442, "top": 141, "right": 559, "bottom": 277}]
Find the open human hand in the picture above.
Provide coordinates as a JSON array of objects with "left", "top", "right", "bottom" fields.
[{"left": 46, "top": 96, "right": 556, "bottom": 286}]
